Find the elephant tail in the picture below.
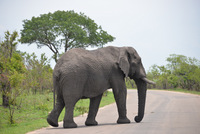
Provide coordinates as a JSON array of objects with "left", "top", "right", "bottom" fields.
[{"left": 53, "top": 75, "right": 60, "bottom": 109}]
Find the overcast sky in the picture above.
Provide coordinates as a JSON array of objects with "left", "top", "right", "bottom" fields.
[{"left": 0, "top": 0, "right": 200, "bottom": 70}]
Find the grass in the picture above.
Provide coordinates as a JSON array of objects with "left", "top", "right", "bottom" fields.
[{"left": 0, "top": 91, "right": 115, "bottom": 134}]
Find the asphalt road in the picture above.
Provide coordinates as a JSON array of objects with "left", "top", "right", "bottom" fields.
[{"left": 28, "top": 90, "right": 200, "bottom": 134}]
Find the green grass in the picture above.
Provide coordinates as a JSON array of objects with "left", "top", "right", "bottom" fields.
[{"left": 0, "top": 91, "right": 115, "bottom": 134}]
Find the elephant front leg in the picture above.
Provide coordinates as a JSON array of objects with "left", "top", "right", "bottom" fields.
[
  {"left": 113, "top": 84, "right": 130, "bottom": 124},
  {"left": 85, "top": 93, "right": 103, "bottom": 126}
]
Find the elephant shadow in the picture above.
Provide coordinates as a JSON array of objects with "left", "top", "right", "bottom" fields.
[{"left": 49, "top": 122, "right": 135, "bottom": 130}]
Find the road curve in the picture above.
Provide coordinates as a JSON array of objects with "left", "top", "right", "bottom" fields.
[{"left": 28, "top": 90, "right": 200, "bottom": 134}]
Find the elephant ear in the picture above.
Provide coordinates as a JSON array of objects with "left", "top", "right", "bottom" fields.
[{"left": 118, "top": 48, "right": 130, "bottom": 77}]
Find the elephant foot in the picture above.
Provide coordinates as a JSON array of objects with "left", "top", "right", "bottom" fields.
[
  {"left": 85, "top": 119, "right": 98, "bottom": 126},
  {"left": 117, "top": 117, "right": 131, "bottom": 124},
  {"left": 134, "top": 116, "right": 143, "bottom": 123},
  {"left": 47, "top": 115, "right": 58, "bottom": 127},
  {"left": 63, "top": 121, "right": 77, "bottom": 128}
]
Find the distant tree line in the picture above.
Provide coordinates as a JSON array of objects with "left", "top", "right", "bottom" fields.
[{"left": 147, "top": 54, "right": 200, "bottom": 91}]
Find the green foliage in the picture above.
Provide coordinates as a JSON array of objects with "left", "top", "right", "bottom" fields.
[
  {"left": 125, "top": 78, "right": 136, "bottom": 89},
  {"left": 0, "top": 31, "right": 53, "bottom": 125},
  {"left": 0, "top": 91, "right": 53, "bottom": 134},
  {"left": 74, "top": 100, "right": 89, "bottom": 116},
  {"left": 20, "top": 10, "right": 115, "bottom": 62},
  {"left": 147, "top": 54, "right": 200, "bottom": 91},
  {"left": 36, "top": 103, "right": 49, "bottom": 111},
  {"left": 0, "top": 31, "right": 26, "bottom": 107},
  {"left": 23, "top": 52, "right": 53, "bottom": 93}
]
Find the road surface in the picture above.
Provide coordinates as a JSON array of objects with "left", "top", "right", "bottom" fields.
[{"left": 28, "top": 90, "right": 200, "bottom": 134}]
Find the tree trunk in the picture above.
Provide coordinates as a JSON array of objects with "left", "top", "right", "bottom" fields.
[
  {"left": 65, "top": 43, "right": 68, "bottom": 52},
  {"left": 2, "top": 83, "right": 10, "bottom": 107}
]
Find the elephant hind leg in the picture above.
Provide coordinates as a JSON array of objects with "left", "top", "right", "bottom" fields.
[
  {"left": 63, "top": 96, "right": 80, "bottom": 128},
  {"left": 47, "top": 93, "right": 65, "bottom": 127},
  {"left": 85, "top": 93, "right": 103, "bottom": 126}
]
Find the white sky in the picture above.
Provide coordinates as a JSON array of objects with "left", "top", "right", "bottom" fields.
[{"left": 0, "top": 0, "right": 200, "bottom": 70}]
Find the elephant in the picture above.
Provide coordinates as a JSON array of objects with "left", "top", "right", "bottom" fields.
[{"left": 47, "top": 46, "right": 155, "bottom": 128}]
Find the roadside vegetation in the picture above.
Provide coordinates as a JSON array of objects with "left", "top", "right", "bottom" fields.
[{"left": 147, "top": 54, "right": 200, "bottom": 91}]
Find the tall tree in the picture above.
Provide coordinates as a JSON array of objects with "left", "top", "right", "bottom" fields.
[{"left": 20, "top": 10, "right": 115, "bottom": 62}]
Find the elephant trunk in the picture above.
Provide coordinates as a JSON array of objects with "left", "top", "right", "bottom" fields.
[{"left": 134, "top": 78, "right": 147, "bottom": 123}]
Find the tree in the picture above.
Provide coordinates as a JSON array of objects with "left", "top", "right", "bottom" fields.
[
  {"left": 20, "top": 10, "right": 115, "bottom": 62},
  {"left": 0, "top": 31, "right": 26, "bottom": 107},
  {"left": 147, "top": 65, "right": 171, "bottom": 89},
  {"left": 167, "top": 54, "right": 200, "bottom": 90}
]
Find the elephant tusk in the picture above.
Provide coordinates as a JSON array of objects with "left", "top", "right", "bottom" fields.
[{"left": 141, "top": 77, "right": 156, "bottom": 85}]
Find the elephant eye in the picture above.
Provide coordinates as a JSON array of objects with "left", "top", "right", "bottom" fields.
[{"left": 137, "top": 58, "right": 141, "bottom": 63}]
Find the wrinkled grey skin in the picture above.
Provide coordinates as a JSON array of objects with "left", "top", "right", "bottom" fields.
[{"left": 47, "top": 46, "right": 155, "bottom": 128}]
